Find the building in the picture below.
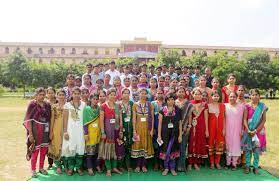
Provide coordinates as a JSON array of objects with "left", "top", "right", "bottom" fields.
[{"left": 0, "top": 37, "right": 278, "bottom": 64}]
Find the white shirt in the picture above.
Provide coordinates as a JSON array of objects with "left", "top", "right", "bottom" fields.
[{"left": 105, "top": 69, "right": 121, "bottom": 85}]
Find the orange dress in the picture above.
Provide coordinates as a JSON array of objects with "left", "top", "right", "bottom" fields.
[{"left": 208, "top": 103, "right": 225, "bottom": 164}]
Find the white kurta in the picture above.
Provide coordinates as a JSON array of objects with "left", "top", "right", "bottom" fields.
[{"left": 62, "top": 101, "right": 86, "bottom": 157}]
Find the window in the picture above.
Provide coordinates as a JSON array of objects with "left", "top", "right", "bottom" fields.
[
  {"left": 182, "top": 50, "right": 186, "bottom": 56},
  {"left": 82, "top": 49, "right": 88, "bottom": 55},
  {"left": 94, "top": 49, "right": 98, "bottom": 55},
  {"left": 71, "top": 48, "right": 76, "bottom": 55},
  {"left": 48, "top": 48, "right": 55, "bottom": 54},
  {"left": 105, "top": 48, "right": 110, "bottom": 55},
  {"left": 27, "top": 48, "right": 32, "bottom": 54},
  {"left": 61, "top": 48, "right": 65, "bottom": 55},
  {"left": 5, "top": 47, "right": 9, "bottom": 54},
  {"left": 39, "top": 48, "right": 43, "bottom": 54},
  {"left": 116, "top": 48, "right": 120, "bottom": 55}
]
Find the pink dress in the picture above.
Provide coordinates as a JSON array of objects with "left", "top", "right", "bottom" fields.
[{"left": 225, "top": 103, "right": 244, "bottom": 157}]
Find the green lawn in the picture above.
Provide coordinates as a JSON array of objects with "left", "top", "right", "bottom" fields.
[{"left": 0, "top": 97, "right": 278, "bottom": 181}]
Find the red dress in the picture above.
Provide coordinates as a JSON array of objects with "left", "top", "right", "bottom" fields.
[
  {"left": 208, "top": 103, "right": 225, "bottom": 164},
  {"left": 188, "top": 101, "right": 208, "bottom": 164},
  {"left": 221, "top": 85, "right": 238, "bottom": 103}
]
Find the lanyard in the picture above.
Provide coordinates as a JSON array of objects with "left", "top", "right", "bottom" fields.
[{"left": 139, "top": 102, "right": 147, "bottom": 116}]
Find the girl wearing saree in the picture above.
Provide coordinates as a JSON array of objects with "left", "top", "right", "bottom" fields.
[
  {"left": 132, "top": 88, "right": 155, "bottom": 173},
  {"left": 242, "top": 89, "right": 267, "bottom": 175},
  {"left": 225, "top": 92, "right": 247, "bottom": 171},
  {"left": 98, "top": 88, "right": 123, "bottom": 176},
  {"left": 176, "top": 86, "right": 193, "bottom": 172},
  {"left": 208, "top": 91, "right": 225, "bottom": 169},
  {"left": 221, "top": 73, "right": 238, "bottom": 103},
  {"left": 119, "top": 88, "right": 134, "bottom": 171},
  {"left": 61, "top": 87, "right": 86, "bottom": 176},
  {"left": 48, "top": 89, "right": 66, "bottom": 174},
  {"left": 24, "top": 87, "right": 51, "bottom": 178},
  {"left": 83, "top": 94, "right": 101, "bottom": 176},
  {"left": 158, "top": 93, "right": 182, "bottom": 176},
  {"left": 187, "top": 88, "right": 209, "bottom": 171}
]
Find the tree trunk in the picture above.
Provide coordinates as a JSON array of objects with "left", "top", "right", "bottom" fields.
[{"left": 23, "top": 85, "right": 26, "bottom": 98}]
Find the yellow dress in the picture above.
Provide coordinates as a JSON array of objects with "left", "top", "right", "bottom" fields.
[
  {"left": 48, "top": 104, "right": 63, "bottom": 160},
  {"left": 131, "top": 102, "right": 154, "bottom": 159}
]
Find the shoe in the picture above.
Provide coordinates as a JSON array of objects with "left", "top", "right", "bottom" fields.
[
  {"left": 162, "top": 169, "right": 169, "bottom": 176},
  {"left": 170, "top": 169, "right": 177, "bottom": 176},
  {"left": 244, "top": 167, "right": 250, "bottom": 174}
]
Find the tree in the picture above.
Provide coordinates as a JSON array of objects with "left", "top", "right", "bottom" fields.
[
  {"left": 243, "top": 50, "right": 271, "bottom": 89},
  {"left": 6, "top": 51, "right": 32, "bottom": 97},
  {"left": 156, "top": 48, "right": 181, "bottom": 66}
]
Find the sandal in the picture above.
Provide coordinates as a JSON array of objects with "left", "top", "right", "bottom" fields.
[
  {"left": 39, "top": 169, "right": 48, "bottom": 175},
  {"left": 253, "top": 168, "right": 260, "bottom": 175},
  {"left": 96, "top": 166, "right": 102, "bottom": 173},
  {"left": 216, "top": 164, "right": 222, "bottom": 170},
  {"left": 194, "top": 164, "right": 200, "bottom": 171},
  {"left": 88, "top": 168, "right": 94, "bottom": 176},
  {"left": 142, "top": 167, "right": 148, "bottom": 173},
  {"left": 106, "top": 170, "right": 112, "bottom": 177},
  {"left": 67, "top": 169, "right": 73, "bottom": 176},
  {"left": 210, "top": 164, "right": 215, "bottom": 169},
  {"left": 244, "top": 167, "right": 250, "bottom": 174},
  {"left": 231, "top": 166, "right": 237, "bottom": 171},
  {"left": 31, "top": 171, "right": 38, "bottom": 178},
  {"left": 162, "top": 169, "right": 169, "bottom": 176},
  {"left": 170, "top": 169, "right": 177, "bottom": 176},
  {"left": 135, "top": 167, "right": 140, "bottom": 173},
  {"left": 112, "top": 168, "right": 123, "bottom": 174},
  {"left": 56, "top": 167, "right": 62, "bottom": 174},
  {"left": 77, "top": 169, "right": 84, "bottom": 176}
]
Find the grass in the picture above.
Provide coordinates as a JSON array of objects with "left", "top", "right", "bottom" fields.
[{"left": 0, "top": 97, "right": 278, "bottom": 181}]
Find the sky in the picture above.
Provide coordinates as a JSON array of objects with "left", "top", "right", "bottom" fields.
[{"left": 0, "top": 0, "right": 278, "bottom": 48}]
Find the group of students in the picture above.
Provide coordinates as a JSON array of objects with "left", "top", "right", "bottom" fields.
[{"left": 24, "top": 61, "right": 268, "bottom": 178}]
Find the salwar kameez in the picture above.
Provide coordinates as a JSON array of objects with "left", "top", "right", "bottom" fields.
[
  {"left": 131, "top": 102, "right": 154, "bottom": 167},
  {"left": 159, "top": 106, "right": 181, "bottom": 170},
  {"left": 188, "top": 102, "right": 208, "bottom": 165},
  {"left": 61, "top": 101, "right": 86, "bottom": 171},
  {"left": 48, "top": 104, "right": 64, "bottom": 168},
  {"left": 208, "top": 103, "right": 225, "bottom": 165},
  {"left": 225, "top": 102, "right": 244, "bottom": 167},
  {"left": 98, "top": 103, "right": 124, "bottom": 170},
  {"left": 120, "top": 100, "right": 134, "bottom": 169},
  {"left": 151, "top": 100, "right": 165, "bottom": 168},
  {"left": 83, "top": 105, "right": 101, "bottom": 169},
  {"left": 24, "top": 100, "right": 51, "bottom": 172}
]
